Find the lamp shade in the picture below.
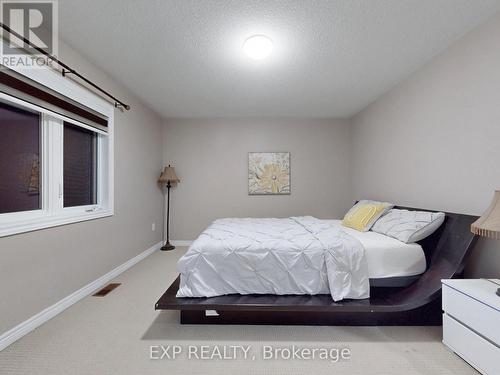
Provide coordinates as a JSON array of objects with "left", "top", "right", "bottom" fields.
[
  {"left": 471, "top": 190, "right": 500, "bottom": 239},
  {"left": 158, "top": 165, "right": 180, "bottom": 184}
]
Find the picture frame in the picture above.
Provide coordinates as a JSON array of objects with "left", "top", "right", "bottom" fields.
[{"left": 248, "top": 152, "right": 290, "bottom": 195}]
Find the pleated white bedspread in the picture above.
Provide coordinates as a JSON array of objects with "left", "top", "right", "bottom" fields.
[{"left": 176, "top": 216, "right": 370, "bottom": 301}]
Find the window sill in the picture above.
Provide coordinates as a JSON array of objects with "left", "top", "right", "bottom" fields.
[{"left": 0, "top": 209, "right": 113, "bottom": 238}]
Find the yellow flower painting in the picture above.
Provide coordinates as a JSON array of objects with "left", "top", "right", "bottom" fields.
[{"left": 248, "top": 152, "right": 290, "bottom": 195}]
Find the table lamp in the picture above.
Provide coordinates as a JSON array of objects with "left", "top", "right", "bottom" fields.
[{"left": 471, "top": 190, "right": 500, "bottom": 296}]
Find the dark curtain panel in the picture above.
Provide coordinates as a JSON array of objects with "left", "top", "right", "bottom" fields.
[
  {"left": 63, "top": 122, "right": 97, "bottom": 207},
  {"left": 0, "top": 102, "right": 41, "bottom": 214}
]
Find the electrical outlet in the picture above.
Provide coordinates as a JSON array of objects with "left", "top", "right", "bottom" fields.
[{"left": 152, "top": 222, "right": 156, "bottom": 232}]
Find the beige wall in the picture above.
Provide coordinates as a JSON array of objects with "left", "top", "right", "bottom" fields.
[
  {"left": 162, "top": 118, "right": 351, "bottom": 240},
  {"left": 3, "top": 9, "right": 500, "bottom": 338},
  {"left": 351, "top": 14, "right": 500, "bottom": 278},
  {"left": 0, "top": 42, "right": 164, "bottom": 333}
]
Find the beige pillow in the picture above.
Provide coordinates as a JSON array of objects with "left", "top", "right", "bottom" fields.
[{"left": 342, "top": 200, "right": 394, "bottom": 232}]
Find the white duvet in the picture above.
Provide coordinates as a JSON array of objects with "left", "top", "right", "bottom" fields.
[{"left": 176, "top": 216, "right": 370, "bottom": 301}]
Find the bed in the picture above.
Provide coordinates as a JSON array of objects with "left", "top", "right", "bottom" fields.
[
  {"left": 175, "top": 217, "right": 426, "bottom": 301},
  {"left": 155, "top": 205, "right": 478, "bottom": 326}
]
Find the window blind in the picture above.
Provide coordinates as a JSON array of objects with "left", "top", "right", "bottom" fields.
[{"left": 0, "top": 69, "right": 108, "bottom": 132}]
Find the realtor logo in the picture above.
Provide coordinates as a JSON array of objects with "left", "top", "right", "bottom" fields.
[{"left": 1, "top": 0, "right": 57, "bottom": 67}]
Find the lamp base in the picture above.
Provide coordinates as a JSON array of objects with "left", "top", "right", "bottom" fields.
[{"left": 161, "top": 242, "right": 175, "bottom": 251}]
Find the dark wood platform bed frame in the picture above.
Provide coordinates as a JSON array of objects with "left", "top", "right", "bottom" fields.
[{"left": 156, "top": 206, "right": 479, "bottom": 326}]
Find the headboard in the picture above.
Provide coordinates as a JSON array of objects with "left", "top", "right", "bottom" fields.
[{"left": 387, "top": 205, "right": 479, "bottom": 308}]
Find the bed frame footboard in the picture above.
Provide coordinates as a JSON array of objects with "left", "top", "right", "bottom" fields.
[{"left": 179, "top": 300, "right": 443, "bottom": 326}]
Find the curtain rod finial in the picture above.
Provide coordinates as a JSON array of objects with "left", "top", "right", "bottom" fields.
[{"left": 114, "top": 103, "right": 131, "bottom": 111}]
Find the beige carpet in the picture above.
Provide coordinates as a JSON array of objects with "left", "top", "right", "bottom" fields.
[{"left": 0, "top": 247, "right": 478, "bottom": 375}]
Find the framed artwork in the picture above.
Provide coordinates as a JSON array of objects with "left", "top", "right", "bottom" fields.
[{"left": 248, "top": 152, "right": 290, "bottom": 195}]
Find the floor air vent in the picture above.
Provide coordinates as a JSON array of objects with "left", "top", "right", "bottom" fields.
[{"left": 93, "top": 283, "right": 121, "bottom": 297}]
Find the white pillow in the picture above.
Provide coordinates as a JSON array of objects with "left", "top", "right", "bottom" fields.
[{"left": 371, "top": 209, "right": 445, "bottom": 243}]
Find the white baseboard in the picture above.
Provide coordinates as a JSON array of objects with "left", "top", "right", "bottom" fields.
[
  {"left": 171, "top": 240, "right": 193, "bottom": 247},
  {"left": 0, "top": 241, "right": 162, "bottom": 352}
]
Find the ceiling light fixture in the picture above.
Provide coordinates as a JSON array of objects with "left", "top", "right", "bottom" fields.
[{"left": 242, "top": 35, "right": 273, "bottom": 60}]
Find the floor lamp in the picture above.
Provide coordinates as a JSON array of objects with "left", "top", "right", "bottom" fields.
[{"left": 158, "top": 165, "right": 180, "bottom": 251}]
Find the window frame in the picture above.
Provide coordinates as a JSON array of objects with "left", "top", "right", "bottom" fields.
[{"left": 0, "top": 65, "right": 114, "bottom": 237}]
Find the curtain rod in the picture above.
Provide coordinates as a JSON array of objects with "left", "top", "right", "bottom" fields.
[{"left": 0, "top": 23, "right": 130, "bottom": 111}]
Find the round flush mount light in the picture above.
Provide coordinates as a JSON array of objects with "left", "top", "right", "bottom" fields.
[{"left": 242, "top": 35, "right": 273, "bottom": 60}]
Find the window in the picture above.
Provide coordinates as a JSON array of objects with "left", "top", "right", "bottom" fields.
[
  {"left": 63, "top": 122, "right": 97, "bottom": 207},
  {"left": 0, "top": 69, "right": 114, "bottom": 237},
  {"left": 0, "top": 102, "right": 41, "bottom": 214}
]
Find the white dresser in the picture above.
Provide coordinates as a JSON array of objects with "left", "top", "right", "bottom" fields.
[{"left": 442, "top": 279, "right": 500, "bottom": 375}]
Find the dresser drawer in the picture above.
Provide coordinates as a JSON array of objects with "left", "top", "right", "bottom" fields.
[
  {"left": 443, "top": 314, "right": 500, "bottom": 375},
  {"left": 442, "top": 284, "right": 500, "bottom": 344}
]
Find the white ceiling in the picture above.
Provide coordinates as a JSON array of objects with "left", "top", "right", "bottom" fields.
[{"left": 59, "top": 0, "right": 500, "bottom": 119}]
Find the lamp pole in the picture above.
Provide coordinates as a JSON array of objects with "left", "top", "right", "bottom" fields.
[{"left": 161, "top": 180, "right": 175, "bottom": 251}]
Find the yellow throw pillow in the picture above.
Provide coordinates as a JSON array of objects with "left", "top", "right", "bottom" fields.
[{"left": 342, "top": 200, "right": 394, "bottom": 232}]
